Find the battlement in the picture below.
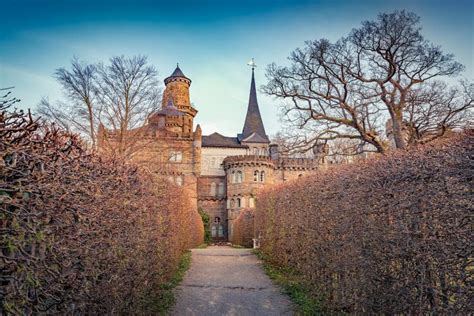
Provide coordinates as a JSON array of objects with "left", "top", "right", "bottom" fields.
[
  {"left": 223, "top": 155, "right": 274, "bottom": 169},
  {"left": 275, "top": 157, "right": 320, "bottom": 170}
]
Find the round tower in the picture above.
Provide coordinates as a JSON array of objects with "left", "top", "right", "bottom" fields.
[
  {"left": 161, "top": 64, "right": 198, "bottom": 137},
  {"left": 223, "top": 155, "right": 275, "bottom": 239}
]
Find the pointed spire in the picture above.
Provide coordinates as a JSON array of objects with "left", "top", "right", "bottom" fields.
[{"left": 240, "top": 67, "right": 269, "bottom": 143}]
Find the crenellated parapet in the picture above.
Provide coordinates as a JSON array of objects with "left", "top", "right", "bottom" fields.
[
  {"left": 275, "top": 157, "right": 320, "bottom": 171},
  {"left": 223, "top": 155, "right": 274, "bottom": 169}
]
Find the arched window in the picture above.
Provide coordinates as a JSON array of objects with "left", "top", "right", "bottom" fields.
[
  {"left": 241, "top": 197, "right": 246, "bottom": 208},
  {"left": 260, "top": 171, "right": 265, "bottom": 182},
  {"left": 261, "top": 148, "right": 267, "bottom": 156},
  {"left": 218, "top": 225, "right": 224, "bottom": 237},
  {"left": 253, "top": 148, "right": 259, "bottom": 155},
  {"left": 237, "top": 198, "right": 241, "bottom": 208},
  {"left": 214, "top": 217, "right": 221, "bottom": 224},
  {"left": 231, "top": 171, "right": 235, "bottom": 183},
  {"left": 253, "top": 170, "right": 259, "bottom": 182},
  {"left": 249, "top": 197, "right": 255, "bottom": 208},
  {"left": 176, "top": 175, "right": 184, "bottom": 186},
  {"left": 218, "top": 183, "right": 225, "bottom": 195},
  {"left": 226, "top": 199, "right": 231, "bottom": 209},
  {"left": 231, "top": 199, "right": 235, "bottom": 208},
  {"left": 237, "top": 171, "right": 243, "bottom": 183},
  {"left": 211, "top": 226, "right": 217, "bottom": 237},
  {"left": 210, "top": 182, "right": 216, "bottom": 196}
]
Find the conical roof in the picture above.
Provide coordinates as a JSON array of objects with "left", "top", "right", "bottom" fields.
[
  {"left": 164, "top": 64, "right": 191, "bottom": 85},
  {"left": 240, "top": 68, "right": 269, "bottom": 143}
]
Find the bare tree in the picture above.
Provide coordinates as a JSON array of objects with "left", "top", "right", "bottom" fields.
[
  {"left": 264, "top": 11, "right": 466, "bottom": 154},
  {"left": 404, "top": 80, "right": 473, "bottom": 144},
  {"left": 37, "top": 58, "right": 98, "bottom": 147},
  {"left": 95, "top": 55, "right": 161, "bottom": 158},
  {"left": 37, "top": 55, "right": 161, "bottom": 156}
]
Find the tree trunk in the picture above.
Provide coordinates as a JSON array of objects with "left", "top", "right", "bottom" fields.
[{"left": 390, "top": 110, "right": 407, "bottom": 149}]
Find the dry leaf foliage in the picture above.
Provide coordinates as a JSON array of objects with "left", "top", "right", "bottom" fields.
[
  {"left": 252, "top": 132, "right": 473, "bottom": 313},
  {"left": 1, "top": 103, "right": 203, "bottom": 314}
]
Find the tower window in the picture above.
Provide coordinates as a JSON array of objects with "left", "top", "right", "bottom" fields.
[
  {"left": 237, "top": 198, "right": 241, "bottom": 208},
  {"left": 260, "top": 171, "right": 265, "bottom": 182},
  {"left": 236, "top": 171, "right": 243, "bottom": 183},
  {"left": 253, "top": 170, "right": 259, "bottom": 182}
]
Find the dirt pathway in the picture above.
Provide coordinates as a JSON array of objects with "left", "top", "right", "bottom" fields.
[{"left": 171, "top": 246, "right": 293, "bottom": 316}]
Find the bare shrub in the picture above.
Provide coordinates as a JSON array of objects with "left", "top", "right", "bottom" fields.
[
  {"left": 1, "top": 100, "right": 203, "bottom": 313},
  {"left": 255, "top": 131, "right": 473, "bottom": 313}
]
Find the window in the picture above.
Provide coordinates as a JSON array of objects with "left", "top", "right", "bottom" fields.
[
  {"left": 231, "top": 171, "right": 235, "bottom": 183},
  {"left": 211, "top": 226, "right": 217, "bottom": 237},
  {"left": 168, "top": 151, "right": 182, "bottom": 162},
  {"left": 236, "top": 171, "right": 243, "bottom": 183},
  {"left": 175, "top": 175, "right": 183, "bottom": 186},
  {"left": 231, "top": 199, "right": 235, "bottom": 208},
  {"left": 260, "top": 171, "right": 265, "bottom": 182},
  {"left": 210, "top": 182, "right": 216, "bottom": 196},
  {"left": 218, "top": 183, "right": 225, "bottom": 195},
  {"left": 237, "top": 198, "right": 241, "bottom": 208},
  {"left": 261, "top": 148, "right": 267, "bottom": 156},
  {"left": 249, "top": 197, "right": 255, "bottom": 208},
  {"left": 253, "top": 148, "right": 259, "bottom": 155},
  {"left": 226, "top": 199, "right": 231, "bottom": 209},
  {"left": 214, "top": 217, "right": 221, "bottom": 224},
  {"left": 218, "top": 225, "right": 224, "bottom": 237},
  {"left": 241, "top": 197, "right": 246, "bottom": 208},
  {"left": 253, "top": 170, "right": 259, "bottom": 182}
]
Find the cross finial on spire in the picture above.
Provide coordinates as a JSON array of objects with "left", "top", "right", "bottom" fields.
[{"left": 247, "top": 58, "right": 257, "bottom": 70}]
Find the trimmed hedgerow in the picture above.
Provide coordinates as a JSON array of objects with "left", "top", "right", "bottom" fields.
[
  {"left": 254, "top": 131, "right": 473, "bottom": 314},
  {"left": 1, "top": 103, "right": 203, "bottom": 314}
]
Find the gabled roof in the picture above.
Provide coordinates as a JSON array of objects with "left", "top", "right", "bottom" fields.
[
  {"left": 202, "top": 132, "right": 248, "bottom": 148},
  {"left": 240, "top": 68, "right": 270, "bottom": 143}
]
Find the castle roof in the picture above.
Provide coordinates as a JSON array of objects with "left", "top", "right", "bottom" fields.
[
  {"left": 202, "top": 132, "right": 248, "bottom": 148},
  {"left": 239, "top": 68, "right": 270, "bottom": 144},
  {"left": 152, "top": 98, "right": 184, "bottom": 117},
  {"left": 164, "top": 64, "right": 191, "bottom": 85}
]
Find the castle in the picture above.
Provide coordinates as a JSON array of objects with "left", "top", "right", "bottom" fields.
[{"left": 100, "top": 64, "right": 321, "bottom": 241}]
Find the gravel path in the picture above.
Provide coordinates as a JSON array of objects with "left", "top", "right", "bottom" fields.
[{"left": 171, "top": 246, "right": 294, "bottom": 316}]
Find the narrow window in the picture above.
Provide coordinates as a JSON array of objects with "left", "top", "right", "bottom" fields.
[
  {"left": 210, "top": 182, "right": 216, "bottom": 196},
  {"left": 249, "top": 197, "right": 255, "bottom": 208},
  {"left": 260, "top": 171, "right": 265, "bottom": 182},
  {"left": 253, "top": 170, "right": 259, "bottom": 182},
  {"left": 237, "top": 198, "right": 241, "bottom": 208},
  {"left": 218, "top": 183, "right": 225, "bottom": 195},
  {"left": 226, "top": 199, "right": 231, "bottom": 209},
  {"left": 218, "top": 225, "right": 224, "bottom": 237},
  {"left": 237, "top": 171, "right": 243, "bottom": 183},
  {"left": 231, "top": 171, "right": 235, "bottom": 183},
  {"left": 253, "top": 148, "right": 259, "bottom": 155},
  {"left": 176, "top": 175, "right": 183, "bottom": 186}
]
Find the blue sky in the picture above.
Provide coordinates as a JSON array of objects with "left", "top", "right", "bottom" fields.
[{"left": 1, "top": 0, "right": 473, "bottom": 136}]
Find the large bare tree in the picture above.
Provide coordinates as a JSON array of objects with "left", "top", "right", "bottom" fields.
[
  {"left": 37, "top": 58, "right": 97, "bottom": 147},
  {"left": 264, "top": 11, "right": 469, "bottom": 154},
  {"left": 37, "top": 55, "right": 161, "bottom": 156},
  {"left": 95, "top": 55, "right": 161, "bottom": 158}
]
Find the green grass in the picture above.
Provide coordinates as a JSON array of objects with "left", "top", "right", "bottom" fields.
[
  {"left": 196, "top": 243, "right": 208, "bottom": 249},
  {"left": 254, "top": 250, "right": 324, "bottom": 315},
  {"left": 145, "top": 250, "right": 192, "bottom": 315}
]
